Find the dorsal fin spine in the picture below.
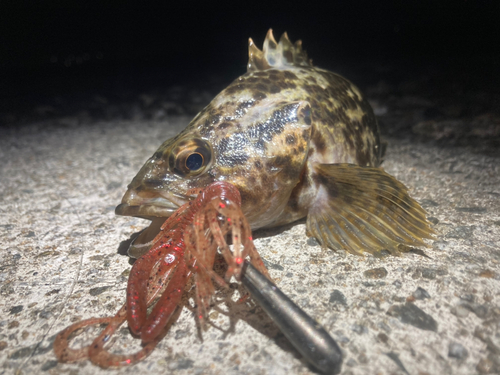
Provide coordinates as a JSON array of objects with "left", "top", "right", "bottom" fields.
[{"left": 247, "top": 29, "right": 312, "bottom": 72}]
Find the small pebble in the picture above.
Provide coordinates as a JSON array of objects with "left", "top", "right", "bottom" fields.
[
  {"left": 479, "top": 269, "right": 495, "bottom": 278},
  {"left": 364, "top": 267, "right": 388, "bottom": 279},
  {"left": 358, "top": 352, "right": 369, "bottom": 364},
  {"left": 39, "top": 310, "right": 53, "bottom": 319},
  {"left": 350, "top": 324, "right": 368, "bottom": 335},
  {"left": 175, "top": 329, "right": 189, "bottom": 340},
  {"left": 41, "top": 360, "right": 58, "bottom": 371},
  {"left": 307, "top": 237, "right": 319, "bottom": 246},
  {"left": 393, "top": 280, "right": 402, "bottom": 289},
  {"left": 329, "top": 290, "right": 348, "bottom": 306},
  {"left": 386, "top": 352, "right": 409, "bottom": 374},
  {"left": 377, "top": 332, "right": 389, "bottom": 344},
  {"left": 420, "top": 199, "right": 439, "bottom": 207},
  {"left": 413, "top": 287, "right": 431, "bottom": 300},
  {"left": 437, "top": 267, "right": 449, "bottom": 276},
  {"left": 175, "top": 358, "right": 194, "bottom": 370},
  {"left": 433, "top": 241, "right": 449, "bottom": 250},
  {"left": 460, "top": 294, "right": 476, "bottom": 303},
  {"left": 446, "top": 225, "right": 475, "bottom": 239},
  {"left": 477, "top": 357, "right": 495, "bottom": 374},
  {"left": 387, "top": 303, "right": 438, "bottom": 331},
  {"left": 9, "top": 305, "right": 23, "bottom": 315},
  {"left": 448, "top": 342, "right": 468, "bottom": 359},
  {"left": 455, "top": 207, "right": 487, "bottom": 213},
  {"left": 421, "top": 268, "right": 436, "bottom": 279},
  {"left": 9, "top": 346, "right": 33, "bottom": 359},
  {"left": 266, "top": 261, "right": 284, "bottom": 271},
  {"left": 471, "top": 304, "right": 488, "bottom": 319},
  {"left": 333, "top": 330, "right": 350, "bottom": 344},
  {"left": 428, "top": 216, "right": 439, "bottom": 225},
  {"left": 453, "top": 305, "right": 470, "bottom": 318}
]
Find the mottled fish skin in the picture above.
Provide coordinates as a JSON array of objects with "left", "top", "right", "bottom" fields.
[{"left": 116, "top": 29, "right": 433, "bottom": 255}]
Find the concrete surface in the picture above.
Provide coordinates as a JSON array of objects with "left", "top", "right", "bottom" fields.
[{"left": 1, "top": 116, "right": 500, "bottom": 375}]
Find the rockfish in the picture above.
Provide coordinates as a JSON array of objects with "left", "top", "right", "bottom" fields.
[{"left": 116, "top": 29, "right": 434, "bottom": 257}]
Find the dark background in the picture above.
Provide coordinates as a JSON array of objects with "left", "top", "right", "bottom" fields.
[{"left": 1, "top": 1, "right": 499, "bottom": 132}]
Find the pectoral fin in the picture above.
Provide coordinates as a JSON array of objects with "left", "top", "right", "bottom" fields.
[{"left": 306, "top": 164, "right": 435, "bottom": 256}]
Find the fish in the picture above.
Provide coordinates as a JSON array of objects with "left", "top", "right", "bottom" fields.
[{"left": 115, "top": 29, "right": 435, "bottom": 258}]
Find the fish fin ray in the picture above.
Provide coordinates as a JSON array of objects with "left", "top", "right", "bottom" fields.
[
  {"left": 306, "top": 164, "right": 435, "bottom": 255},
  {"left": 247, "top": 29, "right": 312, "bottom": 72}
]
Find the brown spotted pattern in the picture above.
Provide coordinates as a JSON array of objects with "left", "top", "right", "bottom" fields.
[{"left": 117, "top": 32, "right": 381, "bottom": 231}]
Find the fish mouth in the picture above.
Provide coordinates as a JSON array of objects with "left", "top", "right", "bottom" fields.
[
  {"left": 115, "top": 188, "right": 196, "bottom": 258},
  {"left": 115, "top": 188, "right": 194, "bottom": 220}
]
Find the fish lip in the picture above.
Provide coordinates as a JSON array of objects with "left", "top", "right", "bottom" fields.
[
  {"left": 115, "top": 201, "right": 178, "bottom": 219},
  {"left": 115, "top": 190, "right": 194, "bottom": 219}
]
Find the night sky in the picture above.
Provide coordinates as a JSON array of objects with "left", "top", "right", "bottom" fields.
[{"left": 1, "top": 2, "right": 498, "bottom": 127}]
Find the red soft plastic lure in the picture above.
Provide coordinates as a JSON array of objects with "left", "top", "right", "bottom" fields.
[{"left": 54, "top": 181, "right": 269, "bottom": 368}]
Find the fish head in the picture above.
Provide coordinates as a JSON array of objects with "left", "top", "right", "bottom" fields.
[
  {"left": 116, "top": 94, "right": 312, "bottom": 230},
  {"left": 115, "top": 133, "right": 214, "bottom": 219}
]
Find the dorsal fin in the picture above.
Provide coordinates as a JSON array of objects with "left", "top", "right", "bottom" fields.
[{"left": 247, "top": 29, "right": 313, "bottom": 72}]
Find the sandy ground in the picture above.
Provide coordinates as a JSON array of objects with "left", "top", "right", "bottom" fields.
[{"left": 1, "top": 116, "right": 499, "bottom": 375}]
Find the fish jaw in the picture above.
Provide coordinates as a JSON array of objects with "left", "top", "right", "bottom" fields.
[
  {"left": 114, "top": 186, "right": 189, "bottom": 219},
  {"left": 114, "top": 174, "right": 198, "bottom": 257}
]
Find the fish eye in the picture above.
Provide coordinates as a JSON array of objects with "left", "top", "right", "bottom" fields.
[
  {"left": 169, "top": 138, "right": 212, "bottom": 177},
  {"left": 185, "top": 152, "right": 204, "bottom": 171}
]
